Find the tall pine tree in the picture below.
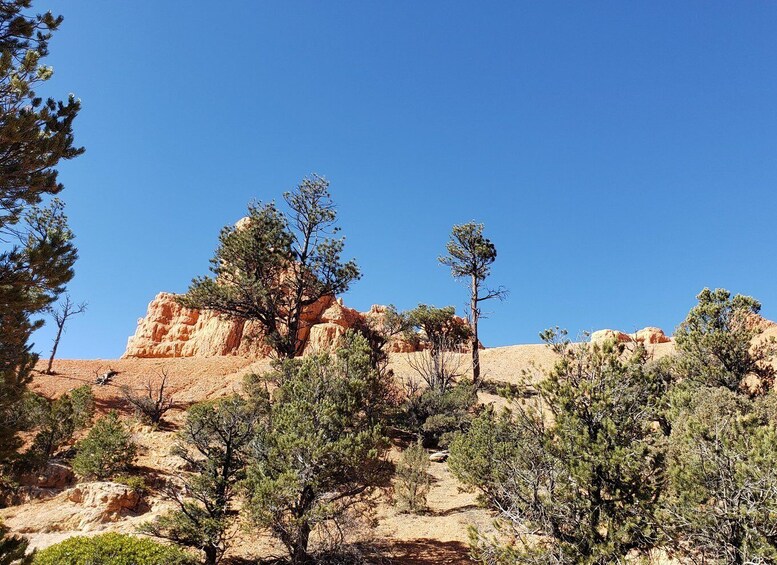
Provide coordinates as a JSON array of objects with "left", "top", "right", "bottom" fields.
[
  {"left": 0, "top": 0, "right": 82, "bottom": 465},
  {"left": 439, "top": 222, "right": 506, "bottom": 387}
]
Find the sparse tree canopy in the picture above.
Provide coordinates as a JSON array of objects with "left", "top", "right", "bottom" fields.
[
  {"left": 401, "top": 305, "right": 477, "bottom": 447},
  {"left": 121, "top": 371, "right": 174, "bottom": 426},
  {"left": 439, "top": 222, "right": 506, "bottom": 387},
  {"left": 181, "top": 175, "right": 360, "bottom": 359},
  {"left": 243, "top": 332, "right": 390, "bottom": 564},
  {"left": 141, "top": 396, "right": 259, "bottom": 565},
  {"left": 405, "top": 304, "right": 471, "bottom": 393},
  {"left": 44, "top": 294, "right": 86, "bottom": 374}
]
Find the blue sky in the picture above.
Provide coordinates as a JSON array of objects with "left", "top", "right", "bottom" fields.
[{"left": 31, "top": 1, "right": 777, "bottom": 359}]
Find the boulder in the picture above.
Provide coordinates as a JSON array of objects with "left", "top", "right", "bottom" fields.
[
  {"left": 590, "top": 329, "right": 632, "bottom": 343},
  {"left": 304, "top": 323, "right": 347, "bottom": 354},
  {"left": 631, "top": 327, "right": 671, "bottom": 344},
  {"left": 591, "top": 327, "right": 671, "bottom": 344},
  {"left": 66, "top": 482, "right": 142, "bottom": 517},
  {"left": 19, "top": 462, "right": 74, "bottom": 490},
  {"left": 319, "top": 299, "right": 361, "bottom": 329}
]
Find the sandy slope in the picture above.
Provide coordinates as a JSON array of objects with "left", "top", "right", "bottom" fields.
[{"left": 3, "top": 342, "right": 677, "bottom": 563}]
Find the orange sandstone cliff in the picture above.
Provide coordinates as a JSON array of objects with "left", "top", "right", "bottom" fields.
[{"left": 123, "top": 293, "right": 417, "bottom": 359}]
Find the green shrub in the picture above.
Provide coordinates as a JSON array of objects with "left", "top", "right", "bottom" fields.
[
  {"left": 33, "top": 533, "right": 196, "bottom": 564},
  {"left": 401, "top": 380, "right": 478, "bottom": 447},
  {"left": 72, "top": 411, "right": 136, "bottom": 480},
  {"left": 23, "top": 385, "right": 94, "bottom": 470},
  {"left": 69, "top": 385, "right": 96, "bottom": 428},
  {"left": 395, "top": 441, "right": 430, "bottom": 513},
  {"left": 114, "top": 474, "right": 147, "bottom": 493}
]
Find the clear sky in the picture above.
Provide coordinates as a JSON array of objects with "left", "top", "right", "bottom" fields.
[{"left": 30, "top": 1, "right": 777, "bottom": 359}]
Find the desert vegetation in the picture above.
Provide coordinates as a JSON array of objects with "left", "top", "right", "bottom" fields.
[
  {"left": 449, "top": 288, "right": 777, "bottom": 564},
  {"left": 1, "top": 2, "right": 776, "bottom": 565}
]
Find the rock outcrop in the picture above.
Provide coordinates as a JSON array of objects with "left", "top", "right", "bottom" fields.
[
  {"left": 5, "top": 482, "right": 143, "bottom": 535},
  {"left": 123, "top": 293, "right": 421, "bottom": 359},
  {"left": 124, "top": 292, "right": 273, "bottom": 358},
  {"left": 590, "top": 326, "right": 671, "bottom": 344}
]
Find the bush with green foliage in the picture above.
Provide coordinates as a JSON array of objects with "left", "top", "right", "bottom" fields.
[
  {"left": 243, "top": 332, "right": 390, "bottom": 564},
  {"left": 23, "top": 385, "right": 93, "bottom": 469},
  {"left": 659, "top": 288, "right": 777, "bottom": 562},
  {"left": 450, "top": 329, "right": 671, "bottom": 564},
  {"left": 401, "top": 380, "right": 477, "bottom": 448},
  {"left": 400, "top": 305, "right": 477, "bottom": 447},
  {"left": 663, "top": 387, "right": 777, "bottom": 563},
  {"left": 141, "top": 395, "right": 258, "bottom": 565},
  {"left": 395, "top": 441, "right": 430, "bottom": 514},
  {"left": 674, "top": 287, "right": 776, "bottom": 394},
  {"left": 33, "top": 533, "right": 195, "bottom": 565},
  {"left": 72, "top": 411, "right": 136, "bottom": 480}
]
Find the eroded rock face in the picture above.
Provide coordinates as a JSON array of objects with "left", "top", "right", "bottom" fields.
[
  {"left": 123, "top": 294, "right": 422, "bottom": 359},
  {"left": 19, "top": 462, "right": 74, "bottom": 490},
  {"left": 590, "top": 327, "right": 671, "bottom": 344},
  {"left": 123, "top": 292, "right": 273, "bottom": 358},
  {"left": 6, "top": 482, "right": 143, "bottom": 534}
]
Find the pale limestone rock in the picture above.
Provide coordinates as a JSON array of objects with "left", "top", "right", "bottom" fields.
[
  {"left": 631, "top": 327, "right": 671, "bottom": 344},
  {"left": 590, "top": 329, "right": 633, "bottom": 343},
  {"left": 591, "top": 327, "right": 671, "bottom": 344},
  {"left": 7, "top": 482, "right": 142, "bottom": 534}
]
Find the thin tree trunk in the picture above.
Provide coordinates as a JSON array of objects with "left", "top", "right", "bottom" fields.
[
  {"left": 46, "top": 321, "right": 65, "bottom": 374},
  {"left": 291, "top": 521, "right": 311, "bottom": 564},
  {"left": 471, "top": 276, "right": 480, "bottom": 387},
  {"left": 204, "top": 544, "right": 218, "bottom": 565}
]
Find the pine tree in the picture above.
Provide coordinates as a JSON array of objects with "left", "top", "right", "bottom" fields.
[
  {"left": 0, "top": 0, "right": 82, "bottom": 466},
  {"left": 674, "top": 287, "right": 776, "bottom": 393},
  {"left": 662, "top": 288, "right": 777, "bottom": 562},
  {"left": 182, "top": 175, "right": 360, "bottom": 359},
  {"left": 244, "top": 333, "right": 390, "bottom": 564},
  {"left": 439, "top": 222, "right": 506, "bottom": 387},
  {"left": 141, "top": 396, "right": 258, "bottom": 565},
  {"left": 450, "top": 330, "right": 671, "bottom": 564}
]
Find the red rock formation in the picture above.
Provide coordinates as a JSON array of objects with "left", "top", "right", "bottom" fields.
[{"left": 123, "top": 294, "right": 421, "bottom": 359}]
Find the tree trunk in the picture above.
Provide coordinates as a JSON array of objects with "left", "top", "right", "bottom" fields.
[
  {"left": 46, "top": 322, "right": 65, "bottom": 374},
  {"left": 471, "top": 276, "right": 480, "bottom": 388},
  {"left": 291, "top": 520, "right": 311, "bottom": 564},
  {"left": 204, "top": 544, "right": 218, "bottom": 565}
]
